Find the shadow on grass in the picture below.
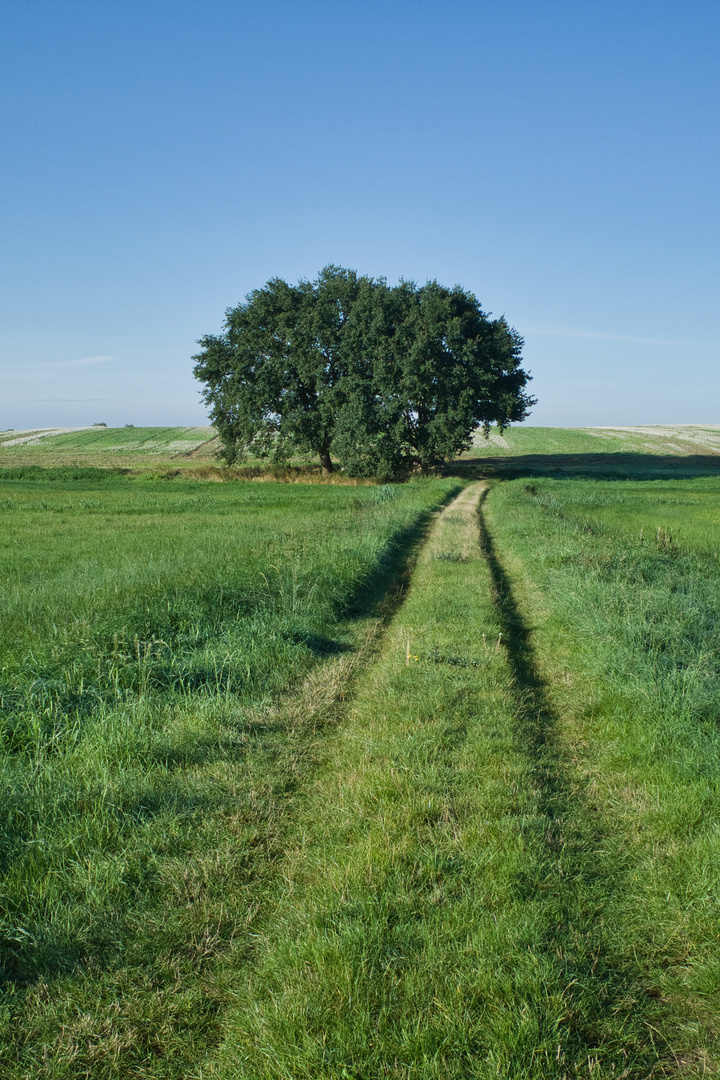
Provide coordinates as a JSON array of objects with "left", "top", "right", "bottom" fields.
[
  {"left": 452, "top": 452, "right": 720, "bottom": 482},
  {"left": 344, "top": 484, "right": 463, "bottom": 622},
  {"left": 475, "top": 489, "right": 674, "bottom": 1075}
]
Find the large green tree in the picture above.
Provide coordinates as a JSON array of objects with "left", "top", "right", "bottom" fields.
[
  {"left": 193, "top": 266, "right": 374, "bottom": 472},
  {"left": 333, "top": 279, "right": 534, "bottom": 478},
  {"left": 193, "top": 267, "right": 534, "bottom": 477}
]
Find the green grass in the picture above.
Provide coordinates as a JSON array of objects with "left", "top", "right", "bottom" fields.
[
  {"left": 198, "top": 476, "right": 720, "bottom": 1078},
  {"left": 5, "top": 455, "right": 720, "bottom": 1076},
  {"left": 198, "top": 485, "right": 660, "bottom": 1079},
  {"left": 515, "top": 474, "right": 720, "bottom": 551},
  {"left": 483, "top": 476, "right": 720, "bottom": 1074},
  {"left": 0, "top": 472, "right": 457, "bottom": 1078},
  {"left": 204, "top": 483, "right": 556, "bottom": 1078},
  {"left": 467, "top": 424, "right": 720, "bottom": 459}
]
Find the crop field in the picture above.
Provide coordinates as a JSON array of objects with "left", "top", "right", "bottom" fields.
[
  {"left": 3, "top": 442, "right": 720, "bottom": 1077},
  {"left": 469, "top": 424, "right": 720, "bottom": 458},
  {"left": 0, "top": 427, "right": 222, "bottom": 469},
  {"left": 5, "top": 424, "right": 720, "bottom": 476}
]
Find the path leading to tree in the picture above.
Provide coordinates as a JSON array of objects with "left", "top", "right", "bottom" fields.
[
  {"left": 198, "top": 479, "right": 687, "bottom": 1079},
  {"left": 4, "top": 473, "right": 700, "bottom": 1077}
]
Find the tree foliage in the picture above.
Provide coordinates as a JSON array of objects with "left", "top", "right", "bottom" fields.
[{"left": 193, "top": 266, "right": 534, "bottom": 478}]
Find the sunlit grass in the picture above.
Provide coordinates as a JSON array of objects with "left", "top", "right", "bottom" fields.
[
  {"left": 516, "top": 473, "right": 720, "bottom": 551},
  {"left": 0, "top": 472, "right": 456, "bottom": 1078},
  {"left": 5, "top": 465, "right": 720, "bottom": 1076},
  {"left": 205, "top": 477, "right": 720, "bottom": 1077},
  {"left": 485, "top": 476, "right": 720, "bottom": 1074},
  {"left": 204, "top": 485, "right": 664, "bottom": 1078}
]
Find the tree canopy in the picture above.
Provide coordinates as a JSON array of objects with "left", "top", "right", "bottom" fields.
[{"left": 193, "top": 266, "right": 535, "bottom": 478}]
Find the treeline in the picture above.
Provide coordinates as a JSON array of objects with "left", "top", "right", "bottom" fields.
[{"left": 193, "top": 266, "right": 534, "bottom": 479}]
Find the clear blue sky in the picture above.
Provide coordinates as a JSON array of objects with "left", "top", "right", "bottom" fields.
[{"left": 2, "top": 0, "right": 718, "bottom": 429}]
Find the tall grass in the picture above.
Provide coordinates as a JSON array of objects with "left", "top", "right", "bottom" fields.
[
  {"left": 485, "top": 476, "right": 720, "bottom": 1073},
  {"left": 202, "top": 485, "right": 658, "bottom": 1079},
  {"left": 6, "top": 467, "right": 720, "bottom": 1076},
  {"left": 204, "top": 478, "right": 720, "bottom": 1078},
  {"left": 0, "top": 474, "right": 456, "bottom": 1078}
]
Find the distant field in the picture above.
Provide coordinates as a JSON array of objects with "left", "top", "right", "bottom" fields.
[
  {"left": 468, "top": 423, "right": 720, "bottom": 457},
  {"left": 0, "top": 426, "right": 221, "bottom": 468},
  {"left": 3, "top": 424, "right": 720, "bottom": 474}
]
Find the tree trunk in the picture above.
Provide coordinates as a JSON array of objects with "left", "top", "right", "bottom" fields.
[{"left": 319, "top": 448, "right": 334, "bottom": 474}]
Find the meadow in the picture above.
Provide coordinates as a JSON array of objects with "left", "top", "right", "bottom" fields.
[
  {"left": 0, "top": 471, "right": 456, "bottom": 1077},
  {"left": 199, "top": 473, "right": 720, "bottom": 1078},
  {"left": 4, "top": 432, "right": 720, "bottom": 1076},
  {"left": 482, "top": 475, "right": 720, "bottom": 1075}
]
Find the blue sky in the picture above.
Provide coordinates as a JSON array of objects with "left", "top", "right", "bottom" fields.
[{"left": 2, "top": 0, "right": 718, "bottom": 429}]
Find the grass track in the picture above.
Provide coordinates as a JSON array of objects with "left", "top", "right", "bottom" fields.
[
  {"left": 201, "top": 479, "right": 720, "bottom": 1078},
  {"left": 5, "top": 462, "right": 720, "bottom": 1075},
  {"left": 200, "top": 483, "right": 665, "bottom": 1078}
]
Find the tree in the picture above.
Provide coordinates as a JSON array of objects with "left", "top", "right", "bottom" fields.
[
  {"left": 192, "top": 266, "right": 376, "bottom": 472},
  {"left": 193, "top": 267, "right": 534, "bottom": 477},
  {"left": 330, "top": 278, "right": 534, "bottom": 478}
]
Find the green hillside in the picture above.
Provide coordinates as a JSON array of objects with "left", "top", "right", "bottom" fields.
[
  {"left": 2, "top": 424, "right": 720, "bottom": 474},
  {"left": 467, "top": 423, "right": 720, "bottom": 458},
  {"left": 0, "top": 426, "right": 219, "bottom": 467}
]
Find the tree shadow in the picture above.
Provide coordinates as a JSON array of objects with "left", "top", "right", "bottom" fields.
[{"left": 450, "top": 452, "right": 720, "bottom": 482}]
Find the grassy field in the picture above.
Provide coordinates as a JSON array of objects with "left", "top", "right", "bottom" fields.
[
  {"left": 482, "top": 475, "right": 720, "bottom": 1075},
  {"left": 4, "top": 424, "right": 720, "bottom": 476},
  {"left": 194, "top": 475, "right": 720, "bottom": 1078},
  {"left": 0, "top": 471, "right": 457, "bottom": 1078},
  {"left": 203, "top": 483, "right": 619, "bottom": 1078},
  {"left": 4, "top": 437, "right": 720, "bottom": 1076}
]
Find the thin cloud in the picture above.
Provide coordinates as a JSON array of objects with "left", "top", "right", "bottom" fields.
[
  {"left": 35, "top": 355, "right": 113, "bottom": 369},
  {"left": 523, "top": 327, "right": 715, "bottom": 348},
  {"left": 66, "top": 355, "right": 113, "bottom": 367},
  {"left": 14, "top": 355, "right": 114, "bottom": 377}
]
